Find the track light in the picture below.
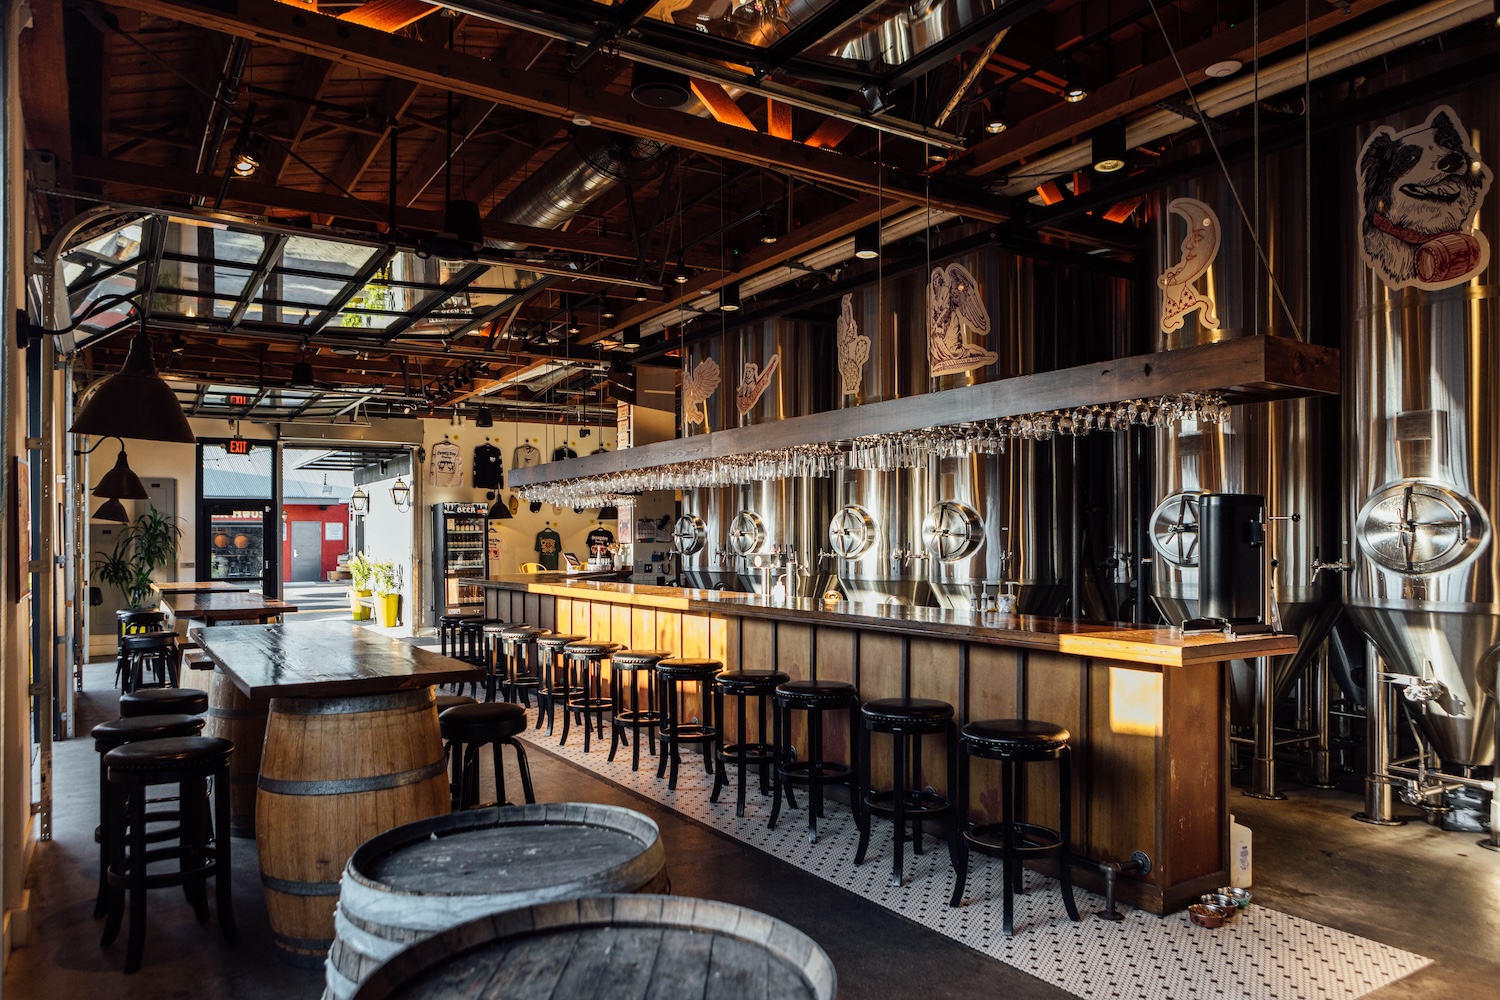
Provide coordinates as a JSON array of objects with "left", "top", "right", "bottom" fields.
[
  {"left": 1091, "top": 119, "right": 1128, "bottom": 173},
  {"left": 232, "top": 133, "right": 266, "bottom": 178},
  {"left": 567, "top": 314, "right": 581, "bottom": 335},
  {"left": 720, "top": 282, "right": 741, "bottom": 312},
  {"left": 759, "top": 211, "right": 780, "bottom": 244},
  {"left": 853, "top": 223, "right": 881, "bottom": 260},
  {"left": 673, "top": 256, "right": 691, "bottom": 284},
  {"left": 984, "top": 90, "right": 1009, "bottom": 135},
  {"left": 1062, "top": 57, "right": 1088, "bottom": 103}
]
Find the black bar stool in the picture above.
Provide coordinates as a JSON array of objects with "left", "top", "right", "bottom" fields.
[
  {"left": 769, "top": 679, "right": 860, "bottom": 844},
  {"left": 949, "top": 719, "right": 1080, "bottom": 937},
  {"left": 853, "top": 698, "right": 961, "bottom": 887},
  {"left": 100, "top": 736, "right": 237, "bottom": 973},
  {"left": 90, "top": 714, "right": 206, "bottom": 918},
  {"left": 479, "top": 621, "right": 514, "bottom": 702},
  {"left": 116, "top": 610, "right": 168, "bottom": 689},
  {"left": 534, "top": 632, "right": 585, "bottom": 735},
  {"left": 497, "top": 625, "right": 548, "bottom": 708},
  {"left": 457, "top": 617, "right": 501, "bottom": 668},
  {"left": 438, "top": 703, "right": 536, "bottom": 809},
  {"left": 712, "top": 671, "right": 787, "bottom": 817},
  {"left": 120, "top": 633, "right": 181, "bottom": 692},
  {"left": 563, "top": 641, "right": 624, "bottom": 752},
  {"left": 608, "top": 649, "right": 669, "bottom": 771},
  {"left": 438, "top": 613, "right": 479, "bottom": 658},
  {"left": 119, "top": 687, "right": 208, "bottom": 719},
  {"left": 655, "top": 658, "right": 722, "bottom": 790}
]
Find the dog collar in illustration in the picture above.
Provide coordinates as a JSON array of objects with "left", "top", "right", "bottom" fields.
[{"left": 1369, "top": 211, "right": 1461, "bottom": 246}]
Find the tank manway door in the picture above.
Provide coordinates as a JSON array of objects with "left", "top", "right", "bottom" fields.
[
  {"left": 727, "top": 510, "right": 768, "bottom": 557},
  {"left": 828, "top": 505, "right": 877, "bottom": 559},
  {"left": 923, "top": 501, "right": 984, "bottom": 562},
  {"left": 1150, "top": 491, "right": 1206, "bottom": 566},
  {"left": 672, "top": 514, "right": 707, "bottom": 556},
  {"left": 1357, "top": 482, "right": 1486, "bottom": 575}
]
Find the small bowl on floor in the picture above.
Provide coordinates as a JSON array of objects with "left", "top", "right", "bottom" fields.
[
  {"left": 1188, "top": 903, "right": 1234, "bottom": 929},
  {"left": 1201, "top": 892, "right": 1241, "bottom": 916},
  {"left": 1216, "top": 887, "right": 1252, "bottom": 909}
]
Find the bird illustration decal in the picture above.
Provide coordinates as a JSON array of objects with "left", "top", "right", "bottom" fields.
[
  {"left": 927, "top": 262, "right": 996, "bottom": 377},
  {"left": 682, "top": 356, "right": 721, "bottom": 430},
  {"left": 736, "top": 353, "right": 781, "bottom": 414},
  {"left": 836, "top": 293, "right": 871, "bottom": 395},
  {"left": 1158, "top": 197, "right": 1221, "bottom": 333}
]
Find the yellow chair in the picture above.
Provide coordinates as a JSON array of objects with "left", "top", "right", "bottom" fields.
[{"left": 519, "top": 562, "right": 546, "bottom": 574}]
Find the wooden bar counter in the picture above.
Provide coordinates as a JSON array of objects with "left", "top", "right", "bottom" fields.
[{"left": 464, "top": 577, "right": 1295, "bottom": 915}]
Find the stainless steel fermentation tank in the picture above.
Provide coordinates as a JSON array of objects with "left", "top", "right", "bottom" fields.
[
  {"left": 675, "top": 319, "right": 834, "bottom": 596},
  {"left": 1147, "top": 156, "right": 1339, "bottom": 740},
  {"left": 1346, "top": 87, "right": 1499, "bottom": 811}
]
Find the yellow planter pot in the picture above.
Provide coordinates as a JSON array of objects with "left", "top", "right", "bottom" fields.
[
  {"left": 374, "top": 594, "right": 400, "bottom": 628},
  {"left": 350, "top": 588, "right": 373, "bottom": 620}
]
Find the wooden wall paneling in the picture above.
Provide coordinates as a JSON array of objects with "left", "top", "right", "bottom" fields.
[
  {"left": 611, "top": 603, "right": 633, "bottom": 646},
  {"left": 741, "top": 618, "right": 777, "bottom": 674},
  {"left": 554, "top": 597, "right": 572, "bottom": 635},
  {"left": 1162, "top": 660, "right": 1228, "bottom": 893},
  {"left": 677, "top": 613, "right": 712, "bottom": 722},
  {"left": 1086, "top": 662, "right": 1160, "bottom": 892},
  {"left": 709, "top": 616, "right": 730, "bottom": 667},
  {"left": 815, "top": 627, "right": 855, "bottom": 685},
  {"left": 960, "top": 645, "right": 1020, "bottom": 825},
  {"left": 907, "top": 638, "right": 962, "bottom": 798},
  {"left": 857, "top": 632, "right": 906, "bottom": 790},
  {"left": 1021, "top": 652, "right": 1085, "bottom": 837},
  {"left": 631, "top": 607, "right": 656, "bottom": 652}
]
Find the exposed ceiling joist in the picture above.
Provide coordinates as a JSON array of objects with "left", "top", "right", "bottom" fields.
[{"left": 104, "top": 0, "right": 1008, "bottom": 222}]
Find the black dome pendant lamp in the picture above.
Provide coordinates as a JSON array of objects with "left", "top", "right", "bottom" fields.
[{"left": 70, "top": 330, "right": 196, "bottom": 444}]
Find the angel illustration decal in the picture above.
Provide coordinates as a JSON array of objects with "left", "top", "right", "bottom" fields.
[
  {"left": 836, "top": 293, "right": 870, "bottom": 395},
  {"left": 927, "top": 263, "right": 996, "bottom": 377},
  {"left": 682, "top": 356, "right": 721, "bottom": 430},
  {"left": 1158, "top": 197, "right": 1221, "bottom": 333},
  {"left": 736, "top": 353, "right": 780, "bottom": 414}
]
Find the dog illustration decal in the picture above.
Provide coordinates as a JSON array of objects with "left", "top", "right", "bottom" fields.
[
  {"left": 1159, "top": 197, "right": 1222, "bottom": 333},
  {"left": 1357, "top": 105, "right": 1492, "bottom": 291}
]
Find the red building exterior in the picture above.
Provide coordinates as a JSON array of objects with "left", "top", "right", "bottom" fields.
[{"left": 281, "top": 503, "right": 350, "bottom": 582}]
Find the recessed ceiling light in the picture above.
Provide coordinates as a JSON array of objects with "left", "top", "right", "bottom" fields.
[
  {"left": 1204, "top": 59, "right": 1243, "bottom": 78},
  {"left": 572, "top": 114, "right": 592, "bottom": 127}
]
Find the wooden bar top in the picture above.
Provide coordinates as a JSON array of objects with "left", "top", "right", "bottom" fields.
[
  {"left": 166, "top": 590, "right": 299, "bottom": 622},
  {"left": 463, "top": 577, "right": 1297, "bottom": 667},
  {"left": 190, "top": 620, "right": 479, "bottom": 698}
]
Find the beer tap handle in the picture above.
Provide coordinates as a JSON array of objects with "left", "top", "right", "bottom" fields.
[{"left": 1310, "top": 541, "right": 1353, "bottom": 584}]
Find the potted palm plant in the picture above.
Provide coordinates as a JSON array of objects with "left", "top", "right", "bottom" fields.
[
  {"left": 371, "top": 561, "right": 402, "bottom": 627},
  {"left": 347, "top": 551, "right": 374, "bottom": 620},
  {"left": 92, "top": 506, "right": 183, "bottom": 609}
]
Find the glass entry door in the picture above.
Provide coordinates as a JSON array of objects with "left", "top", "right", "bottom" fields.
[{"left": 199, "top": 502, "right": 276, "bottom": 590}]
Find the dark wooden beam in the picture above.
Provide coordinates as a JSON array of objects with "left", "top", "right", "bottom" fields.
[
  {"left": 269, "top": 56, "right": 337, "bottom": 184},
  {"left": 327, "top": 77, "right": 421, "bottom": 197},
  {"left": 18, "top": 0, "right": 77, "bottom": 223},
  {"left": 105, "top": 0, "right": 1008, "bottom": 221},
  {"left": 509, "top": 337, "right": 1341, "bottom": 488}
]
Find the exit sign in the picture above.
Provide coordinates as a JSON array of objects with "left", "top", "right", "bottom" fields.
[
  {"left": 228, "top": 394, "right": 250, "bottom": 406},
  {"left": 224, "top": 438, "right": 253, "bottom": 456}
]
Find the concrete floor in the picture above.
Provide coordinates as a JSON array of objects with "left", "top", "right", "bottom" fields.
[{"left": 4, "top": 664, "right": 1497, "bottom": 999}]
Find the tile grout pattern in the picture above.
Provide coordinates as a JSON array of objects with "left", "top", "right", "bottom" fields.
[{"left": 509, "top": 708, "right": 1431, "bottom": 1000}]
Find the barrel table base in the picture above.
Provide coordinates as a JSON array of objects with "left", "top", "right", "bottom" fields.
[
  {"left": 257, "top": 688, "right": 449, "bottom": 967},
  {"left": 205, "top": 668, "right": 270, "bottom": 838}
]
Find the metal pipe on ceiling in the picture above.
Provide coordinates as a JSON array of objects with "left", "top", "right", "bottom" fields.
[{"left": 192, "top": 39, "right": 250, "bottom": 208}]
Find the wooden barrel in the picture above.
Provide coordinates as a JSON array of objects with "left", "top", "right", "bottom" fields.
[
  {"left": 205, "top": 668, "right": 270, "bottom": 838},
  {"left": 351, "top": 895, "right": 836, "bottom": 1000},
  {"left": 258, "top": 688, "right": 449, "bottom": 968},
  {"left": 322, "top": 803, "right": 669, "bottom": 1000}
]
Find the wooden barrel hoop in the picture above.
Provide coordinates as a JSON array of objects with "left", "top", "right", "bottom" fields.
[
  {"left": 322, "top": 803, "right": 669, "bottom": 1000},
  {"left": 350, "top": 895, "right": 835, "bottom": 1000},
  {"left": 258, "top": 687, "right": 448, "bottom": 968},
  {"left": 205, "top": 668, "right": 270, "bottom": 838}
]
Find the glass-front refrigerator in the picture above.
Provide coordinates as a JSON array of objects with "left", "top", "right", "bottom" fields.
[{"left": 431, "top": 502, "right": 489, "bottom": 618}]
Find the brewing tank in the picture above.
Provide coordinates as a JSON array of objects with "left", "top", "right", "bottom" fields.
[
  {"left": 1147, "top": 154, "right": 1338, "bottom": 720},
  {"left": 1345, "top": 88, "right": 1499, "bottom": 769},
  {"left": 676, "top": 333, "right": 743, "bottom": 590}
]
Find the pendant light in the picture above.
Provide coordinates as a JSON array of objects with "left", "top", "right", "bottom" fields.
[
  {"left": 70, "top": 330, "right": 196, "bottom": 443},
  {"left": 720, "top": 282, "right": 742, "bottom": 312},
  {"left": 91, "top": 441, "right": 149, "bottom": 500},
  {"left": 486, "top": 496, "right": 514, "bottom": 520},
  {"left": 853, "top": 223, "right": 881, "bottom": 260},
  {"left": 93, "top": 497, "right": 130, "bottom": 523},
  {"left": 350, "top": 487, "right": 369, "bottom": 515},
  {"left": 597, "top": 504, "right": 619, "bottom": 520},
  {"left": 984, "top": 90, "right": 1009, "bottom": 134},
  {"left": 1091, "top": 119, "right": 1128, "bottom": 173},
  {"left": 1061, "top": 57, "right": 1088, "bottom": 103}
]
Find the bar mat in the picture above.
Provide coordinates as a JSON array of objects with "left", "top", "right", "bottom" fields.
[{"left": 513, "top": 714, "right": 1431, "bottom": 1000}]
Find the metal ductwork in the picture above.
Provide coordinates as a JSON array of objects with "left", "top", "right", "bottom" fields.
[{"left": 484, "top": 130, "right": 667, "bottom": 252}]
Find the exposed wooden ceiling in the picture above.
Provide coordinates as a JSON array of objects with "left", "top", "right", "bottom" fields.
[{"left": 21, "top": 0, "right": 1467, "bottom": 417}]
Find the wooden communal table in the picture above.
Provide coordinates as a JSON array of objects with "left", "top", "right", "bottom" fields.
[
  {"left": 190, "top": 620, "right": 479, "bottom": 967},
  {"left": 467, "top": 577, "right": 1297, "bottom": 915},
  {"left": 164, "top": 590, "right": 299, "bottom": 625},
  {"left": 155, "top": 581, "right": 250, "bottom": 596}
]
